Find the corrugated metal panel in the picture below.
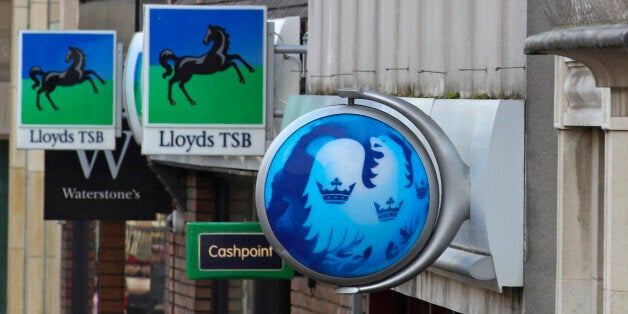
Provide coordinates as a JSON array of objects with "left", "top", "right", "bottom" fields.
[
  {"left": 307, "top": 0, "right": 527, "bottom": 98},
  {"left": 188, "top": 0, "right": 309, "bottom": 18}
]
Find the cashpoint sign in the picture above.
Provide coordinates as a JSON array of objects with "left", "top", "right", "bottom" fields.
[{"left": 186, "top": 222, "right": 294, "bottom": 280}]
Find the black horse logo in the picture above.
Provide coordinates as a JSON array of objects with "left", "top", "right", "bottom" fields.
[
  {"left": 29, "top": 47, "right": 106, "bottom": 111},
  {"left": 159, "top": 25, "right": 255, "bottom": 105}
]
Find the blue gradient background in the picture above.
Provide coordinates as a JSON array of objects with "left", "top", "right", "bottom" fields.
[
  {"left": 148, "top": 7, "right": 265, "bottom": 67},
  {"left": 21, "top": 32, "right": 115, "bottom": 79},
  {"left": 264, "top": 114, "right": 431, "bottom": 278}
]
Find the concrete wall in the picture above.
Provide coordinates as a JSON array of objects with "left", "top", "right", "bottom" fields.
[
  {"left": 523, "top": 0, "right": 557, "bottom": 312},
  {"left": 0, "top": 0, "right": 11, "bottom": 138},
  {"left": 79, "top": 0, "right": 136, "bottom": 49},
  {"left": 7, "top": 0, "right": 67, "bottom": 313},
  {"left": 78, "top": 0, "right": 168, "bottom": 50}
]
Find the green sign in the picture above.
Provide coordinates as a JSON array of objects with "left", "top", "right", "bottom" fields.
[{"left": 186, "top": 222, "right": 293, "bottom": 280}]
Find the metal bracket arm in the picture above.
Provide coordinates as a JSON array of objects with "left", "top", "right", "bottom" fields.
[{"left": 335, "top": 89, "right": 471, "bottom": 293}]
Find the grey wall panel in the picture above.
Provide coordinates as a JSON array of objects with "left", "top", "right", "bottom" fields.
[
  {"left": 356, "top": 0, "right": 377, "bottom": 90},
  {"left": 524, "top": 0, "right": 557, "bottom": 312},
  {"left": 307, "top": 0, "right": 527, "bottom": 98}
]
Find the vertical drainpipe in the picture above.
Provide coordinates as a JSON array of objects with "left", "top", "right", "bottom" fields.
[
  {"left": 72, "top": 221, "right": 89, "bottom": 313},
  {"left": 134, "top": 0, "right": 140, "bottom": 32},
  {"left": 212, "top": 177, "right": 230, "bottom": 313}
]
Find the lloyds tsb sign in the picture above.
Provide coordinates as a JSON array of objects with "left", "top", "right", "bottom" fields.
[
  {"left": 141, "top": 5, "right": 267, "bottom": 155},
  {"left": 17, "top": 31, "right": 117, "bottom": 150},
  {"left": 255, "top": 89, "right": 470, "bottom": 293}
]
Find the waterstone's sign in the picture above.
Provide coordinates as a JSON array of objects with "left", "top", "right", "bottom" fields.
[
  {"left": 17, "top": 31, "right": 117, "bottom": 150},
  {"left": 142, "top": 5, "right": 267, "bottom": 155},
  {"left": 44, "top": 129, "right": 171, "bottom": 220},
  {"left": 186, "top": 222, "right": 293, "bottom": 280}
]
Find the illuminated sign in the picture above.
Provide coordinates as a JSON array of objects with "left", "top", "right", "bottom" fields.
[
  {"left": 123, "top": 32, "right": 144, "bottom": 144},
  {"left": 256, "top": 90, "right": 470, "bottom": 291},
  {"left": 186, "top": 222, "right": 294, "bottom": 280},
  {"left": 257, "top": 103, "right": 439, "bottom": 285}
]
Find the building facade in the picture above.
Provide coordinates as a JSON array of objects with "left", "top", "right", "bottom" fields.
[{"left": 1, "top": 0, "right": 627, "bottom": 313}]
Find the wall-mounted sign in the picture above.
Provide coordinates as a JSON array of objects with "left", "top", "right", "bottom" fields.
[
  {"left": 44, "top": 128, "right": 171, "bottom": 220},
  {"left": 186, "top": 222, "right": 294, "bottom": 280},
  {"left": 123, "top": 32, "right": 144, "bottom": 144},
  {"left": 257, "top": 90, "right": 471, "bottom": 292},
  {"left": 256, "top": 104, "right": 440, "bottom": 286},
  {"left": 142, "top": 5, "right": 267, "bottom": 155},
  {"left": 17, "top": 31, "right": 116, "bottom": 150}
]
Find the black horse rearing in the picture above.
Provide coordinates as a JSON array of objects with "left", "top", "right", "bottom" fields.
[
  {"left": 159, "top": 24, "right": 255, "bottom": 105},
  {"left": 29, "top": 46, "right": 105, "bottom": 111}
]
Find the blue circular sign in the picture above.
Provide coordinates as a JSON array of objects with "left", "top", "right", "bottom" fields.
[{"left": 257, "top": 105, "right": 439, "bottom": 285}]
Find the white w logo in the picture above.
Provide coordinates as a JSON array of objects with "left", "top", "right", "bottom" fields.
[{"left": 76, "top": 131, "right": 133, "bottom": 180}]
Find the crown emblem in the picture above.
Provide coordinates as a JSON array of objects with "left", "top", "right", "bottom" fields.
[
  {"left": 317, "top": 178, "right": 356, "bottom": 204},
  {"left": 415, "top": 180, "right": 427, "bottom": 199},
  {"left": 375, "top": 197, "right": 403, "bottom": 222}
]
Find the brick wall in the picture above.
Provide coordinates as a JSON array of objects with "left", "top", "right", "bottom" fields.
[
  {"left": 229, "top": 177, "right": 255, "bottom": 222},
  {"left": 159, "top": 168, "right": 359, "bottom": 313},
  {"left": 290, "top": 277, "right": 354, "bottom": 314},
  {"left": 61, "top": 221, "right": 97, "bottom": 313},
  {"left": 98, "top": 221, "right": 126, "bottom": 313},
  {"left": 164, "top": 171, "right": 214, "bottom": 313},
  {"left": 163, "top": 169, "right": 272, "bottom": 313}
]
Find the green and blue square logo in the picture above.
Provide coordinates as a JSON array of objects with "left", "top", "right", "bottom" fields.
[
  {"left": 145, "top": 6, "right": 265, "bottom": 124},
  {"left": 20, "top": 31, "right": 115, "bottom": 124},
  {"left": 142, "top": 5, "right": 267, "bottom": 155},
  {"left": 17, "top": 31, "right": 116, "bottom": 150}
]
